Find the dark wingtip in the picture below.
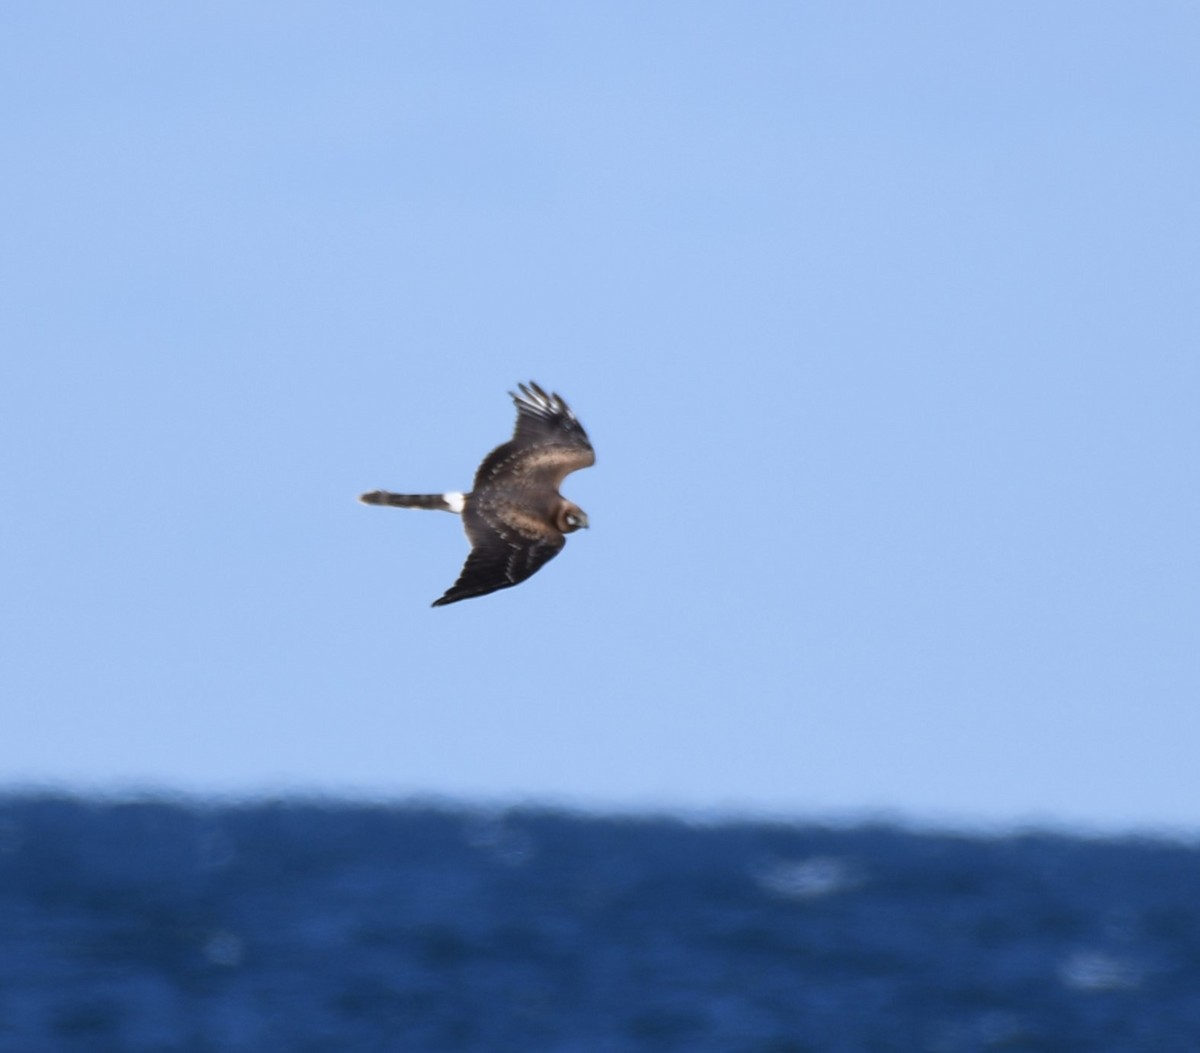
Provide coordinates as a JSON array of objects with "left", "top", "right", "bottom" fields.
[
  {"left": 512, "top": 380, "right": 545, "bottom": 405},
  {"left": 512, "top": 380, "right": 573, "bottom": 421}
]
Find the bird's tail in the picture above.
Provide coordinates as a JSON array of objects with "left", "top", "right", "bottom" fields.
[{"left": 359, "top": 491, "right": 466, "bottom": 513}]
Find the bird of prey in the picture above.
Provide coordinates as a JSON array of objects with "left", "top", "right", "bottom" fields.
[{"left": 360, "top": 382, "right": 594, "bottom": 607}]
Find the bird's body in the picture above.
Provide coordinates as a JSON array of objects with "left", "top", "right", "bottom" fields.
[{"left": 360, "top": 382, "right": 594, "bottom": 606}]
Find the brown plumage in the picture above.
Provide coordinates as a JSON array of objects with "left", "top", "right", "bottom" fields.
[{"left": 360, "top": 382, "right": 594, "bottom": 606}]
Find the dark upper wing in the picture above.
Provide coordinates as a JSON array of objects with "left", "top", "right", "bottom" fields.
[
  {"left": 431, "top": 502, "right": 564, "bottom": 606},
  {"left": 472, "top": 382, "right": 595, "bottom": 492},
  {"left": 510, "top": 382, "right": 591, "bottom": 448}
]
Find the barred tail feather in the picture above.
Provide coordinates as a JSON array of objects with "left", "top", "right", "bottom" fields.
[{"left": 359, "top": 491, "right": 465, "bottom": 513}]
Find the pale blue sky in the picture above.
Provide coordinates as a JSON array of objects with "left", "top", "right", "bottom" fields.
[{"left": 3, "top": 3, "right": 1198, "bottom": 831}]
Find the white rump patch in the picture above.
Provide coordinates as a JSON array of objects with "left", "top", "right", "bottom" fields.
[{"left": 442, "top": 491, "right": 466, "bottom": 513}]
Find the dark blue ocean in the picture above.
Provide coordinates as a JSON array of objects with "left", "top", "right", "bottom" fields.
[{"left": 1, "top": 796, "right": 1197, "bottom": 1052}]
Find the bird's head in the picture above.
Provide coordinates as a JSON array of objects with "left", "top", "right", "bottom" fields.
[{"left": 557, "top": 501, "right": 589, "bottom": 533}]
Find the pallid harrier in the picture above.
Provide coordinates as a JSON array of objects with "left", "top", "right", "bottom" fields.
[{"left": 360, "top": 382, "right": 594, "bottom": 606}]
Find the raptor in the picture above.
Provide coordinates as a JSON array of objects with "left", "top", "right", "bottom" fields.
[{"left": 360, "top": 382, "right": 594, "bottom": 606}]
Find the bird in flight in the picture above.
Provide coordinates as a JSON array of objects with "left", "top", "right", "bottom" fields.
[{"left": 360, "top": 382, "right": 594, "bottom": 606}]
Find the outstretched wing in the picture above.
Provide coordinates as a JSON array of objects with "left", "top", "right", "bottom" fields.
[
  {"left": 510, "top": 381, "right": 591, "bottom": 448},
  {"left": 432, "top": 501, "right": 564, "bottom": 606},
  {"left": 472, "top": 382, "right": 595, "bottom": 493}
]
